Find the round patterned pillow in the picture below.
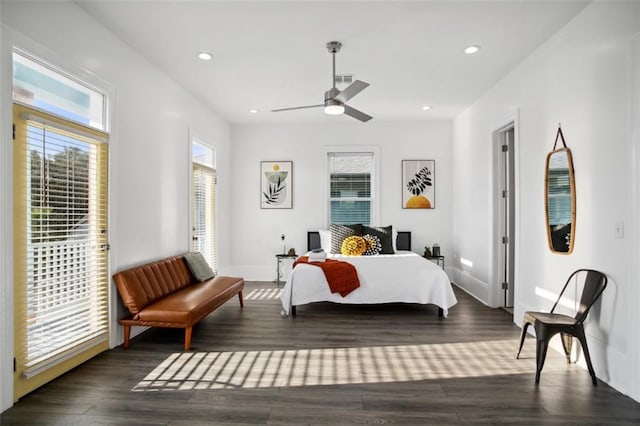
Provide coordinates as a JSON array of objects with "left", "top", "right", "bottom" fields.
[
  {"left": 341, "top": 235, "right": 367, "bottom": 256},
  {"left": 362, "top": 234, "right": 382, "bottom": 255}
]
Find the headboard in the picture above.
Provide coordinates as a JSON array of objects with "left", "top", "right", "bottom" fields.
[{"left": 307, "top": 231, "right": 412, "bottom": 252}]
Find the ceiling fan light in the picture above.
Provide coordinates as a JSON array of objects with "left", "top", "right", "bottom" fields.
[
  {"left": 464, "top": 45, "right": 481, "bottom": 54},
  {"left": 324, "top": 104, "right": 345, "bottom": 115}
]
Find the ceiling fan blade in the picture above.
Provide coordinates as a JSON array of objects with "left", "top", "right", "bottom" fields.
[
  {"left": 333, "top": 80, "right": 369, "bottom": 103},
  {"left": 343, "top": 105, "right": 373, "bottom": 122},
  {"left": 272, "top": 104, "right": 324, "bottom": 112}
]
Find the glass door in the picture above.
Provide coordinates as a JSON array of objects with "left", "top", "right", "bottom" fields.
[{"left": 13, "top": 104, "right": 109, "bottom": 399}]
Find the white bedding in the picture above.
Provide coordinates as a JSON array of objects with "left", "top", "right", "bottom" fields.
[{"left": 280, "top": 250, "right": 457, "bottom": 316}]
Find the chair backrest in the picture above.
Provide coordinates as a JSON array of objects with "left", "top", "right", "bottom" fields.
[{"left": 551, "top": 269, "right": 607, "bottom": 323}]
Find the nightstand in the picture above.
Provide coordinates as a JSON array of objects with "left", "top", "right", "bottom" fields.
[
  {"left": 425, "top": 255, "right": 445, "bottom": 270},
  {"left": 275, "top": 254, "right": 297, "bottom": 286}
]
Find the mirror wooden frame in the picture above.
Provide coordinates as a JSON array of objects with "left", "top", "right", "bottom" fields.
[{"left": 545, "top": 145, "right": 576, "bottom": 254}]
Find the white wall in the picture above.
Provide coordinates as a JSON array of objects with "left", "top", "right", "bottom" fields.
[
  {"left": 452, "top": 2, "right": 639, "bottom": 399},
  {"left": 0, "top": 1, "right": 231, "bottom": 411},
  {"left": 229, "top": 121, "right": 453, "bottom": 281}
]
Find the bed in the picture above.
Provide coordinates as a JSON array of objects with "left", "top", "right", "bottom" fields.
[{"left": 280, "top": 231, "right": 457, "bottom": 317}]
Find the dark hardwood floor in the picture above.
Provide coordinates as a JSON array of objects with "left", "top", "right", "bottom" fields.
[{"left": 2, "top": 281, "right": 639, "bottom": 425}]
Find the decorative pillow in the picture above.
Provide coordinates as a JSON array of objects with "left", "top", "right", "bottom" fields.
[
  {"left": 341, "top": 235, "right": 367, "bottom": 256},
  {"left": 184, "top": 252, "right": 215, "bottom": 281},
  {"left": 319, "top": 229, "right": 331, "bottom": 252},
  {"left": 362, "top": 234, "right": 382, "bottom": 255},
  {"left": 362, "top": 225, "right": 394, "bottom": 254},
  {"left": 329, "top": 223, "right": 363, "bottom": 254}
]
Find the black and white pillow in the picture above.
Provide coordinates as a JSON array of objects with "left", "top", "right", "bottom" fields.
[
  {"left": 362, "top": 234, "right": 382, "bottom": 255},
  {"left": 362, "top": 225, "right": 394, "bottom": 254},
  {"left": 329, "top": 223, "right": 363, "bottom": 254}
]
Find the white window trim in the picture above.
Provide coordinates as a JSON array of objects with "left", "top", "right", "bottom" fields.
[
  {"left": 188, "top": 130, "right": 217, "bottom": 267},
  {"left": 323, "top": 145, "right": 380, "bottom": 227},
  {"left": 0, "top": 29, "right": 14, "bottom": 414}
]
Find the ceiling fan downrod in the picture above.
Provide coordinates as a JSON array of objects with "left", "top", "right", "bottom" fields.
[{"left": 326, "top": 41, "right": 342, "bottom": 89}]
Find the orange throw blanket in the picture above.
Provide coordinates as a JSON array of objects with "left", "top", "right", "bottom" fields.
[{"left": 293, "top": 256, "right": 360, "bottom": 297}]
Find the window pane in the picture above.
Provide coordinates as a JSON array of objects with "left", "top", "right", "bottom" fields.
[
  {"left": 192, "top": 139, "right": 215, "bottom": 168},
  {"left": 13, "top": 51, "right": 106, "bottom": 131},
  {"left": 330, "top": 173, "right": 371, "bottom": 198},
  {"left": 331, "top": 201, "right": 371, "bottom": 224}
]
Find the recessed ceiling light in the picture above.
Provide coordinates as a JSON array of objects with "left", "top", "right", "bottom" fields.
[
  {"left": 248, "top": 108, "right": 259, "bottom": 114},
  {"left": 421, "top": 105, "right": 432, "bottom": 111},
  {"left": 197, "top": 52, "right": 213, "bottom": 61},
  {"left": 464, "top": 45, "right": 481, "bottom": 54}
]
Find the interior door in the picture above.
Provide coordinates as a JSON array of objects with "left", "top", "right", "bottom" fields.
[{"left": 499, "top": 126, "right": 516, "bottom": 308}]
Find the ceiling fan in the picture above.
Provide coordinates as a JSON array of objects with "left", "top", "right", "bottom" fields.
[{"left": 272, "top": 41, "right": 372, "bottom": 122}]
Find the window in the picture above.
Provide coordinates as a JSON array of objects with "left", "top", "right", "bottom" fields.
[
  {"left": 328, "top": 152, "right": 374, "bottom": 225},
  {"left": 12, "top": 51, "right": 107, "bottom": 131},
  {"left": 191, "top": 140, "right": 217, "bottom": 272}
]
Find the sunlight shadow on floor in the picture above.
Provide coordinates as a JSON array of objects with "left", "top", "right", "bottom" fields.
[{"left": 132, "top": 339, "right": 553, "bottom": 392}]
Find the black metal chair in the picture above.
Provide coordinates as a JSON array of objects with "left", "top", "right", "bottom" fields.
[{"left": 515, "top": 269, "right": 607, "bottom": 385}]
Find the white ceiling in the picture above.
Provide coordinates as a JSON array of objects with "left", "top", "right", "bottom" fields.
[{"left": 76, "top": 1, "right": 589, "bottom": 125}]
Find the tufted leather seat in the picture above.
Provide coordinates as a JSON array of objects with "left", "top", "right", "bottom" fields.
[{"left": 113, "top": 255, "right": 244, "bottom": 350}]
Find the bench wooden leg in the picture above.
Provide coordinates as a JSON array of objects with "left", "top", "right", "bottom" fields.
[
  {"left": 238, "top": 290, "right": 244, "bottom": 307},
  {"left": 122, "top": 325, "right": 131, "bottom": 348},
  {"left": 184, "top": 327, "right": 192, "bottom": 351}
]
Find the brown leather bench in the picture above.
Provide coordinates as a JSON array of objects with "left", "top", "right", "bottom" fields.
[{"left": 113, "top": 255, "right": 244, "bottom": 350}]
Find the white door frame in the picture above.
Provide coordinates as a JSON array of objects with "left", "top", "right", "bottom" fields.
[
  {"left": 628, "top": 32, "right": 640, "bottom": 403},
  {"left": 490, "top": 111, "right": 520, "bottom": 309}
]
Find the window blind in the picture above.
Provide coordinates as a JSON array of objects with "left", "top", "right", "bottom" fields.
[
  {"left": 192, "top": 164, "right": 217, "bottom": 273},
  {"left": 328, "top": 152, "right": 373, "bottom": 225},
  {"left": 14, "top": 104, "right": 109, "bottom": 394}
]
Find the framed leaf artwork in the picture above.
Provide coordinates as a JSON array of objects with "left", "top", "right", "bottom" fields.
[
  {"left": 261, "top": 161, "right": 293, "bottom": 209},
  {"left": 402, "top": 160, "right": 435, "bottom": 209}
]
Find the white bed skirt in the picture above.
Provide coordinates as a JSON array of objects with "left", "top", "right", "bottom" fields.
[{"left": 280, "top": 251, "right": 457, "bottom": 317}]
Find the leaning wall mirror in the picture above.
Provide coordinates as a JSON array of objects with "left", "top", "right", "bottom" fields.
[{"left": 545, "top": 126, "right": 576, "bottom": 254}]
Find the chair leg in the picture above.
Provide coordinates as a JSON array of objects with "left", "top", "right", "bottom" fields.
[
  {"left": 561, "top": 332, "right": 573, "bottom": 363},
  {"left": 534, "top": 325, "right": 552, "bottom": 384},
  {"left": 122, "top": 325, "right": 131, "bottom": 349},
  {"left": 516, "top": 321, "right": 531, "bottom": 359},
  {"left": 184, "top": 327, "right": 192, "bottom": 351},
  {"left": 575, "top": 327, "right": 598, "bottom": 385},
  {"left": 238, "top": 290, "right": 244, "bottom": 307}
]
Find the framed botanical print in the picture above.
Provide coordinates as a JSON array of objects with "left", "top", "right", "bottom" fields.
[
  {"left": 402, "top": 160, "right": 435, "bottom": 209},
  {"left": 261, "top": 161, "right": 293, "bottom": 209}
]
